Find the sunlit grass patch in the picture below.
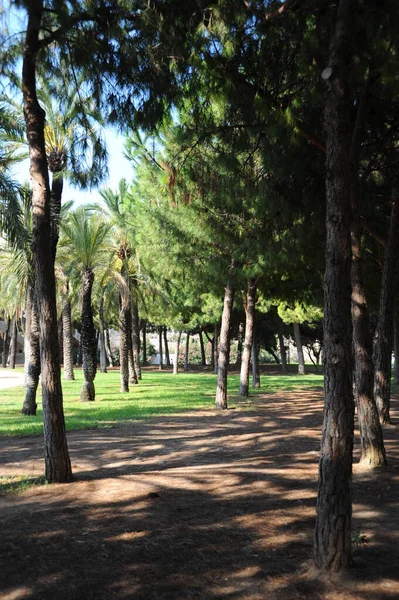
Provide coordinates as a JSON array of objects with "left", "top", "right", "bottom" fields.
[{"left": 0, "top": 475, "right": 46, "bottom": 495}]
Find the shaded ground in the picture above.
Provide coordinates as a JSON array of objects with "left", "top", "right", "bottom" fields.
[{"left": 1, "top": 387, "right": 398, "bottom": 600}]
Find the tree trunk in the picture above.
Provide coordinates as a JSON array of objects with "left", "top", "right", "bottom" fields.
[
  {"left": 105, "top": 328, "right": 114, "bottom": 368},
  {"left": 23, "top": 3, "right": 72, "bottom": 482},
  {"left": 98, "top": 296, "right": 107, "bottom": 374},
  {"left": 80, "top": 267, "right": 97, "bottom": 401},
  {"left": 128, "top": 307, "right": 138, "bottom": 385},
  {"left": 314, "top": 0, "right": 354, "bottom": 572},
  {"left": 394, "top": 310, "right": 399, "bottom": 385},
  {"left": 163, "top": 325, "right": 170, "bottom": 367},
  {"left": 2, "top": 316, "right": 10, "bottom": 368},
  {"left": 278, "top": 327, "right": 288, "bottom": 373},
  {"left": 252, "top": 334, "right": 260, "bottom": 389},
  {"left": 173, "top": 331, "right": 182, "bottom": 375},
  {"left": 373, "top": 197, "right": 399, "bottom": 425},
  {"left": 184, "top": 333, "right": 190, "bottom": 371},
  {"left": 61, "top": 290, "right": 75, "bottom": 380},
  {"left": 213, "top": 323, "right": 218, "bottom": 374},
  {"left": 215, "top": 279, "right": 234, "bottom": 410},
  {"left": 50, "top": 172, "right": 63, "bottom": 261},
  {"left": 351, "top": 185, "right": 386, "bottom": 467},
  {"left": 236, "top": 321, "right": 244, "bottom": 367},
  {"left": 131, "top": 283, "right": 142, "bottom": 379},
  {"left": 119, "top": 296, "right": 129, "bottom": 393},
  {"left": 8, "top": 315, "right": 18, "bottom": 369},
  {"left": 22, "top": 284, "right": 40, "bottom": 416},
  {"left": 57, "top": 315, "right": 63, "bottom": 365},
  {"left": 199, "top": 330, "right": 206, "bottom": 366},
  {"left": 293, "top": 322, "right": 306, "bottom": 375},
  {"left": 239, "top": 279, "right": 256, "bottom": 397},
  {"left": 158, "top": 326, "right": 163, "bottom": 370},
  {"left": 142, "top": 320, "right": 147, "bottom": 365}
]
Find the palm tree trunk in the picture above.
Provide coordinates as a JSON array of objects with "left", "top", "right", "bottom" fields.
[
  {"left": 239, "top": 279, "right": 256, "bottom": 397},
  {"left": 128, "top": 307, "right": 138, "bottom": 385},
  {"left": 62, "top": 290, "right": 75, "bottom": 380},
  {"left": 22, "top": 284, "right": 40, "bottom": 415},
  {"left": 23, "top": 3, "right": 72, "bottom": 483},
  {"left": 373, "top": 196, "right": 399, "bottom": 424},
  {"left": 50, "top": 172, "right": 63, "bottom": 261},
  {"left": 215, "top": 278, "right": 234, "bottom": 410},
  {"left": 98, "top": 296, "right": 107, "bottom": 374},
  {"left": 80, "top": 267, "right": 97, "bottom": 401},
  {"left": 173, "top": 331, "right": 182, "bottom": 375},
  {"left": 131, "top": 292, "right": 142, "bottom": 379},
  {"left": 2, "top": 316, "right": 10, "bottom": 368},
  {"left": 8, "top": 314, "right": 18, "bottom": 369},
  {"left": 119, "top": 297, "right": 129, "bottom": 393},
  {"left": 293, "top": 322, "right": 306, "bottom": 375},
  {"left": 184, "top": 333, "right": 190, "bottom": 371}
]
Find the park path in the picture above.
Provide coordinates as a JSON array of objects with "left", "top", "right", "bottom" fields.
[
  {"left": 0, "top": 390, "right": 399, "bottom": 600},
  {"left": 0, "top": 368, "right": 24, "bottom": 390}
]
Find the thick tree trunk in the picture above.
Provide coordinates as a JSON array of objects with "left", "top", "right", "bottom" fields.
[
  {"left": 239, "top": 279, "right": 256, "bottom": 397},
  {"left": 142, "top": 320, "right": 147, "bottom": 365},
  {"left": 199, "top": 330, "right": 206, "bottom": 366},
  {"left": 163, "top": 326, "right": 170, "bottom": 367},
  {"left": 22, "top": 3, "right": 72, "bottom": 482},
  {"left": 80, "top": 267, "right": 97, "bottom": 401},
  {"left": 128, "top": 308, "right": 138, "bottom": 385},
  {"left": 314, "top": 0, "right": 354, "bottom": 572},
  {"left": 119, "top": 297, "right": 129, "bottom": 393},
  {"left": 61, "top": 290, "right": 75, "bottom": 380},
  {"left": 105, "top": 328, "right": 114, "bottom": 368},
  {"left": 8, "top": 315, "right": 18, "bottom": 369},
  {"left": 278, "top": 326, "right": 288, "bottom": 373},
  {"left": 373, "top": 197, "right": 399, "bottom": 425},
  {"left": 158, "top": 326, "right": 163, "bottom": 371},
  {"left": 184, "top": 333, "right": 190, "bottom": 372},
  {"left": 173, "top": 331, "right": 182, "bottom": 375},
  {"left": 213, "top": 323, "right": 218, "bottom": 374},
  {"left": 22, "top": 284, "right": 40, "bottom": 415},
  {"left": 293, "top": 322, "right": 306, "bottom": 375},
  {"left": 351, "top": 187, "right": 386, "bottom": 467},
  {"left": 2, "top": 316, "right": 10, "bottom": 368},
  {"left": 215, "top": 279, "right": 234, "bottom": 410},
  {"left": 252, "top": 330, "right": 260, "bottom": 389},
  {"left": 131, "top": 284, "right": 142, "bottom": 379},
  {"left": 394, "top": 310, "right": 399, "bottom": 385},
  {"left": 98, "top": 297, "right": 107, "bottom": 374}
]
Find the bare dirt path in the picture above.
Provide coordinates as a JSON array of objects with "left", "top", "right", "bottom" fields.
[{"left": 1, "top": 390, "right": 398, "bottom": 600}]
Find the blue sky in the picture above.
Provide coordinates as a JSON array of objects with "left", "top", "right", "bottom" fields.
[{"left": 13, "top": 128, "right": 134, "bottom": 207}]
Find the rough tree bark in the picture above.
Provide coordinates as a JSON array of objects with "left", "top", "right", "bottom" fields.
[
  {"left": 128, "top": 307, "right": 138, "bottom": 385},
  {"left": 158, "top": 326, "right": 163, "bottom": 371},
  {"left": 293, "top": 322, "right": 306, "bottom": 375},
  {"left": 141, "top": 320, "right": 147, "bottom": 365},
  {"left": 119, "top": 295, "right": 129, "bottom": 393},
  {"left": 199, "top": 330, "right": 206, "bottom": 366},
  {"left": 1, "top": 316, "right": 10, "bottom": 368},
  {"left": 351, "top": 186, "right": 386, "bottom": 466},
  {"left": 184, "top": 333, "right": 190, "bottom": 372},
  {"left": 252, "top": 331, "right": 260, "bottom": 389},
  {"left": 8, "top": 315, "right": 17, "bottom": 369},
  {"left": 163, "top": 325, "right": 170, "bottom": 367},
  {"left": 239, "top": 279, "right": 256, "bottom": 397},
  {"left": 80, "top": 267, "right": 97, "bottom": 401},
  {"left": 278, "top": 322, "right": 288, "bottom": 374},
  {"left": 22, "top": 2, "right": 72, "bottom": 482},
  {"left": 215, "top": 278, "right": 235, "bottom": 410},
  {"left": 22, "top": 284, "right": 40, "bottom": 415},
  {"left": 131, "top": 282, "right": 142, "bottom": 378},
  {"left": 236, "top": 321, "right": 244, "bottom": 367},
  {"left": 61, "top": 287, "right": 75, "bottom": 380},
  {"left": 98, "top": 296, "right": 107, "bottom": 374},
  {"left": 105, "top": 328, "right": 114, "bottom": 367},
  {"left": 373, "top": 197, "right": 399, "bottom": 425},
  {"left": 314, "top": 0, "right": 355, "bottom": 572},
  {"left": 173, "top": 331, "right": 181, "bottom": 375}
]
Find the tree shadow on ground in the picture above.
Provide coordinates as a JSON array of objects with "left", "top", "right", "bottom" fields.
[{"left": 0, "top": 391, "right": 398, "bottom": 599}]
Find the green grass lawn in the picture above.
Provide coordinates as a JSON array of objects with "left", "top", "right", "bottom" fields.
[{"left": 0, "top": 367, "right": 324, "bottom": 437}]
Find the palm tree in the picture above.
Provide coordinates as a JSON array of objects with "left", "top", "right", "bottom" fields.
[{"left": 61, "top": 207, "right": 112, "bottom": 401}]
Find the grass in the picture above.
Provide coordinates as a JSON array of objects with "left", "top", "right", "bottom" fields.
[
  {"left": 0, "top": 366, "right": 324, "bottom": 438},
  {"left": 0, "top": 475, "right": 46, "bottom": 495}
]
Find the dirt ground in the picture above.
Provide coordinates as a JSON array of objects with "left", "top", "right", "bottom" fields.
[{"left": 1, "top": 383, "right": 399, "bottom": 600}]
